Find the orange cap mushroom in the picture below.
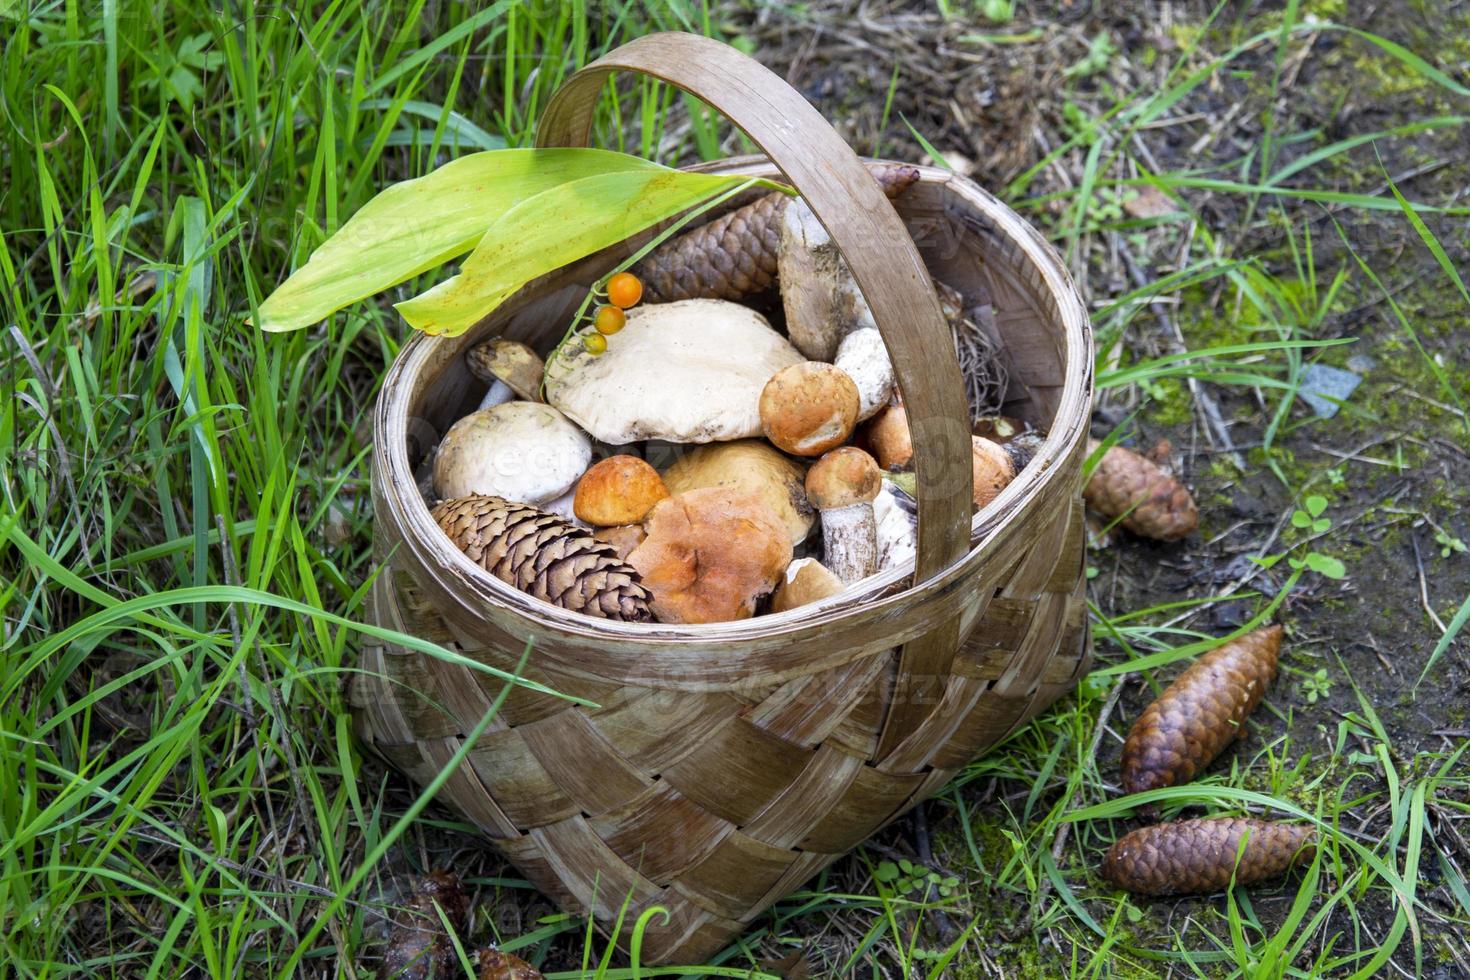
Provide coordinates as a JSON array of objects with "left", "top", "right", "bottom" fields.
[
  {"left": 972, "top": 436, "right": 1017, "bottom": 509},
  {"left": 865, "top": 402, "right": 913, "bottom": 471},
  {"left": 805, "top": 447, "right": 882, "bottom": 583},
  {"left": 759, "top": 362, "right": 861, "bottom": 456},
  {"left": 626, "top": 487, "right": 792, "bottom": 624},
  {"left": 573, "top": 455, "right": 669, "bottom": 526}
]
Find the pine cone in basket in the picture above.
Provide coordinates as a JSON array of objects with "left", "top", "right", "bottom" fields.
[
  {"left": 432, "top": 495, "right": 654, "bottom": 622},
  {"left": 1120, "top": 625, "right": 1282, "bottom": 796},
  {"left": 633, "top": 163, "right": 921, "bottom": 303},
  {"left": 1101, "top": 818, "right": 1316, "bottom": 896}
]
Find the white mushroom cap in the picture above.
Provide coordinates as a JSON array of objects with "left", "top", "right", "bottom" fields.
[
  {"left": 545, "top": 300, "right": 803, "bottom": 444},
  {"left": 432, "top": 401, "right": 592, "bottom": 504},
  {"left": 834, "top": 328, "right": 895, "bottom": 422}
]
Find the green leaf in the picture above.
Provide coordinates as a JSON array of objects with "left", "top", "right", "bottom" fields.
[
  {"left": 395, "top": 167, "right": 770, "bottom": 337},
  {"left": 1305, "top": 494, "right": 1328, "bottom": 518},
  {"left": 255, "top": 148, "right": 677, "bottom": 333},
  {"left": 1292, "top": 510, "right": 1312, "bottom": 529},
  {"left": 1304, "top": 553, "right": 1346, "bottom": 579}
]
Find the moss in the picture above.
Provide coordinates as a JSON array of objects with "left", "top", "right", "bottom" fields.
[{"left": 1145, "top": 377, "right": 1194, "bottom": 426}]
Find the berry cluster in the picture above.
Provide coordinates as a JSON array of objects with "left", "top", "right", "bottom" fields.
[{"left": 582, "top": 272, "right": 643, "bottom": 355}]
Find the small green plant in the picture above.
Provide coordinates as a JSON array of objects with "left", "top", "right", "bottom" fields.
[
  {"left": 980, "top": 0, "right": 1015, "bottom": 23},
  {"left": 873, "top": 859, "right": 961, "bottom": 900},
  {"left": 1251, "top": 494, "right": 1347, "bottom": 579},
  {"left": 1299, "top": 667, "right": 1332, "bottom": 704},
  {"left": 1065, "top": 32, "right": 1118, "bottom": 78},
  {"left": 1434, "top": 529, "right": 1467, "bottom": 558}
]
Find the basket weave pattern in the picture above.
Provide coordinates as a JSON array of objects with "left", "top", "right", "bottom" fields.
[
  {"left": 350, "top": 33, "right": 1093, "bottom": 965},
  {"left": 353, "top": 499, "right": 1087, "bottom": 962}
]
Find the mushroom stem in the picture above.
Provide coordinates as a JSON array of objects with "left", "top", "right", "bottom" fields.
[
  {"left": 818, "top": 503, "right": 878, "bottom": 583},
  {"left": 477, "top": 379, "right": 514, "bottom": 411},
  {"left": 834, "top": 328, "right": 895, "bottom": 422}
]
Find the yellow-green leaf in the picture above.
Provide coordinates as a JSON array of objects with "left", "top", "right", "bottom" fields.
[
  {"left": 395, "top": 168, "right": 770, "bottom": 337},
  {"left": 253, "top": 148, "right": 672, "bottom": 333}
]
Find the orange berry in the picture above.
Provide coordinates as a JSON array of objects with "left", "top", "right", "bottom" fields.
[
  {"left": 606, "top": 271, "right": 643, "bottom": 309},
  {"left": 582, "top": 332, "right": 607, "bottom": 355},
  {"left": 593, "top": 305, "right": 626, "bottom": 335}
]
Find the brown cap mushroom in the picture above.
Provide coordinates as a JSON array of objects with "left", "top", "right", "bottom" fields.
[
  {"left": 660, "top": 439, "right": 815, "bottom": 545},
  {"left": 593, "top": 524, "right": 647, "bottom": 561},
  {"left": 759, "top": 361, "right": 861, "bottom": 456},
  {"left": 972, "top": 436, "right": 1017, "bottom": 509},
  {"left": 770, "top": 557, "right": 846, "bottom": 613},
  {"left": 573, "top": 455, "right": 669, "bottom": 526},
  {"left": 627, "top": 488, "right": 792, "bottom": 624},
  {"left": 865, "top": 402, "right": 913, "bottom": 471},
  {"left": 467, "top": 338, "right": 545, "bottom": 408},
  {"left": 805, "top": 447, "right": 882, "bottom": 583}
]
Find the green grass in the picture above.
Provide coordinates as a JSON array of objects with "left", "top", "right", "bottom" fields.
[{"left": 3, "top": 0, "right": 1469, "bottom": 977}]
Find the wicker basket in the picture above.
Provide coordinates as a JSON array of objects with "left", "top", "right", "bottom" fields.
[{"left": 350, "top": 33, "right": 1093, "bottom": 965}]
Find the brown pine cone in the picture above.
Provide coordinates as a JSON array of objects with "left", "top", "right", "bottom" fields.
[
  {"left": 634, "top": 163, "right": 921, "bottom": 303},
  {"left": 1121, "top": 625, "right": 1283, "bottom": 795},
  {"left": 477, "top": 948, "right": 543, "bottom": 980},
  {"left": 1084, "top": 438, "right": 1198, "bottom": 540},
  {"left": 377, "top": 870, "right": 469, "bottom": 980},
  {"left": 1101, "top": 818, "right": 1315, "bottom": 895},
  {"left": 432, "top": 495, "right": 654, "bottom": 622}
]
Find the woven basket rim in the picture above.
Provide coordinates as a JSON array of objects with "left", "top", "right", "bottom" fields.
[{"left": 373, "top": 160, "right": 1093, "bottom": 655}]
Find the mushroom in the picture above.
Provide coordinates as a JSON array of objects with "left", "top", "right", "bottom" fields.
[
  {"left": 626, "top": 487, "right": 792, "bottom": 624},
  {"left": 972, "top": 435, "right": 1017, "bottom": 509},
  {"left": 573, "top": 455, "right": 669, "bottom": 526},
  {"left": 865, "top": 402, "right": 913, "bottom": 471},
  {"left": 874, "top": 482, "right": 918, "bottom": 572},
  {"left": 432, "top": 402, "right": 592, "bottom": 505},
  {"left": 833, "top": 328, "right": 895, "bottom": 422},
  {"left": 804, "top": 447, "right": 882, "bottom": 583},
  {"left": 777, "top": 198, "right": 877, "bottom": 361},
  {"left": 593, "top": 524, "right": 647, "bottom": 561},
  {"left": 467, "top": 338, "right": 545, "bottom": 409},
  {"left": 545, "top": 299, "right": 803, "bottom": 444},
  {"left": 770, "top": 557, "right": 846, "bottom": 613},
  {"left": 660, "top": 439, "right": 815, "bottom": 545},
  {"left": 759, "top": 362, "right": 861, "bottom": 457}
]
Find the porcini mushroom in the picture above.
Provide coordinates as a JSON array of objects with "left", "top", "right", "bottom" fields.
[
  {"left": 770, "top": 557, "right": 846, "bottom": 613},
  {"left": 759, "top": 362, "right": 861, "bottom": 456},
  {"left": 545, "top": 299, "right": 803, "bottom": 444},
  {"left": 874, "top": 482, "right": 918, "bottom": 572},
  {"left": 593, "top": 524, "right": 647, "bottom": 561},
  {"left": 626, "top": 487, "right": 792, "bottom": 624},
  {"left": 467, "top": 338, "right": 545, "bottom": 409},
  {"left": 972, "top": 435, "right": 1017, "bottom": 509},
  {"left": 833, "top": 328, "right": 895, "bottom": 422},
  {"left": 865, "top": 401, "right": 913, "bottom": 471},
  {"left": 573, "top": 455, "right": 669, "bottom": 526},
  {"left": 432, "top": 402, "right": 592, "bottom": 505},
  {"left": 777, "top": 199, "right": 877, "bottom": 361},
  {"left": 805, "top": 447, "right": 882, "bottom": 583},
  {"left": 660, "top": 439, "right": 815, "bottom": 545}
]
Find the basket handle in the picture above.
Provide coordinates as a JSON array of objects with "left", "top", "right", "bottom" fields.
[{"left": 538, "top": 32, "right": 975, "bottom": 758}]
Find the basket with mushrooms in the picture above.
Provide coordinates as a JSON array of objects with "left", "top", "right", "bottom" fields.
[
  {"left": 419, "top": 185, "right": 1050, "bottom": 626},
  {"left": 349, "top": 32, "right": 1093, "bottom": 967}
]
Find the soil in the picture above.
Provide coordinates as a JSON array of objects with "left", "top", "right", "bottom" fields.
[{"left": 367, "top": 2, "right": 1470, "bottom": 975}]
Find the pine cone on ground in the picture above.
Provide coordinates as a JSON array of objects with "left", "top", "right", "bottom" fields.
[
  {"left": 634, "top": 163, "right": 921, "bottom": 303},
  {"left": 432, "top": 495, "right": 654, "bottom": 622},
  {"left": 1101, "top": 818, "right": 1316, "bottom": 896},
  {"left": 1084, "top": 438, "right": 1198, "bottom": 540},
  {"left": 1120, "top": 625, "right": 1283, "bottom": 796}
]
